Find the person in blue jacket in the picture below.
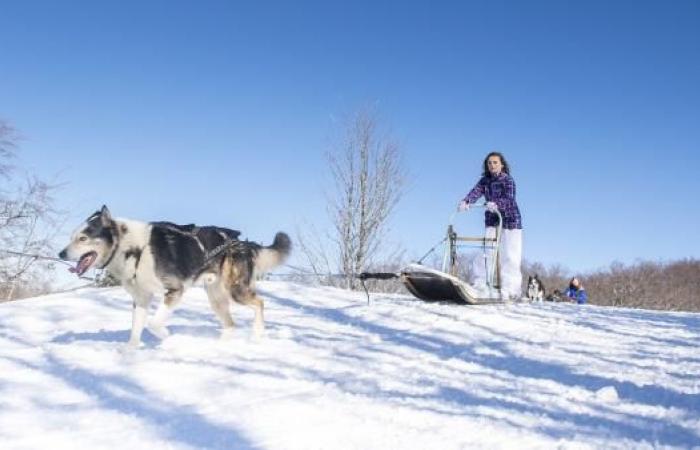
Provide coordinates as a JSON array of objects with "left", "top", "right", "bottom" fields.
[{"left": 564, "top": 277, "right": 588, "bottom": 304}]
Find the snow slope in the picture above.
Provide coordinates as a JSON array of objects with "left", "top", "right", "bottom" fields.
[{"left": 1, "top": 282, "right": 699, "bottom": 449}]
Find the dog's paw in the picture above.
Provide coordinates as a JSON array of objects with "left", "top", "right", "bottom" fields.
[
  {"left": 147, "top": 324, "right": 170, "bottom": 340},
  {"left": 219, "top": 327, "right": 236, "bottom": 341},
  {"left": 120, "top": 340, "right": 143, "bottom": 354},
  {"left": 252, "top": 325, "right": 266, "bottom": 341}
]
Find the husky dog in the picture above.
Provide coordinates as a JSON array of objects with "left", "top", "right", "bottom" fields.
[
  {"left": 526, "top": 274, "right": 545, "bottom": 303},
  {"left": 58, "top": 206, "right": 291, "bottom": 347}
]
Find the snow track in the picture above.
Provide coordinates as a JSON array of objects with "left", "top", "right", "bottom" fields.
[{"left": 1, "top": 282, "right": 699, "bottom": 449}]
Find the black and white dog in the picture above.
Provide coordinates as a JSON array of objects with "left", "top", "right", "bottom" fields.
[
  {"left": 59, "top": 206, "right": 291, "bottom": 348},
  {"left": 526, "top": 274, "right": 546, "bottom": 303}
]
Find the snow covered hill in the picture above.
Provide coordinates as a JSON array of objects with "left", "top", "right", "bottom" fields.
[{"left": 1, "top": 282, "right": 699, "bottom": 449}]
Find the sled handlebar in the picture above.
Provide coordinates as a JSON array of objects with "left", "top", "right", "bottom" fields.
[
  {"left": 451, "top": 203, "right": 503, "bottom": 227},
  {"left": 445, "top": 203, "right": 503, "bottom": 281}
]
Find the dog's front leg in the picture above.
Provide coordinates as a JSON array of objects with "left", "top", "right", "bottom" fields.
[
  {"left": 148, "top": 288, "right": 183, "bottom": 339},
  {"left": 126, "top": 294, "right": 152, "bottom": 348}
]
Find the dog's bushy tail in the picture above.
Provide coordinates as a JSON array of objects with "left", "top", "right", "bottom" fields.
[{"left": 255, "top": 232, "right": 291, "bottom": 274}]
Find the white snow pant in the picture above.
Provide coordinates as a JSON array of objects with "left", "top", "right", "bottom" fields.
[{"left": 471, "top": 227, "right": 522, "bottom": 298}]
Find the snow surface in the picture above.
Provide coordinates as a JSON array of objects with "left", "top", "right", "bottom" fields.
[{"left": 1, "top": 282, "right": 699, "bottom": 449}]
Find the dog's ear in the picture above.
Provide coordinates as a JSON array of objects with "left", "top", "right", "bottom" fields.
[{"left": 100, "top": 205, "right": 112, "bottom": 227}]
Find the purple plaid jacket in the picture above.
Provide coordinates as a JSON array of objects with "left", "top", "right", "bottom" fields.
[{"left": 464, "top": 172, "right": 522, "bottom": 229}]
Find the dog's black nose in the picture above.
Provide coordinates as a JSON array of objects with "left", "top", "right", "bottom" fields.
[{"left": 58, "top": 249, "right": 67, "bottom": 260}]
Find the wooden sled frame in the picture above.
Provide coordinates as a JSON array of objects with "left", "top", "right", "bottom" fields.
[{"left": 400, "top": 205, "right": 504, "bottom": 304}]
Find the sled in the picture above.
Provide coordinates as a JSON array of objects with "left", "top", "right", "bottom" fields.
[
  {"left": 400, "top": 263, "right": 502, "bottom": 305},
  {"left": 360, "top": 204, "right": 504, "bottom": 304}
]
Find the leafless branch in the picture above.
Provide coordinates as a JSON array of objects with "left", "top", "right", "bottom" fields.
[{"left": 297, "top": 107, "right": 407, "bottom": 290}]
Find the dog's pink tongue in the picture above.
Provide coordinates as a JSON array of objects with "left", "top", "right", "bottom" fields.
[
  {"left": 69, "top": 260, "right": 84, "bottom": 274},
  {"left": 70, "top": 255, "right": 92, "bottom": 276}
]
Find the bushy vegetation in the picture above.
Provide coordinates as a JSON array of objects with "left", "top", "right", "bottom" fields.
[{"left": 523, "top": 259, "right": 700, "bottom": 312}]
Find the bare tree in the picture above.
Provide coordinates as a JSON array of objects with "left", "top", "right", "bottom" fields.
[
  {"left": 0, "top": 120, "right": 64, "bottom": 301},
  {"left": 0, "top": 120, "right": 17, "bottom": 176},
  {"left": 298, "top": 108, "right": 406, "bottom": 290}
]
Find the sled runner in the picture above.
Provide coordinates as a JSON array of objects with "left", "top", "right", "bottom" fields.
[{"left": 360, "top": 204, "right": 504, "bottom": 304}]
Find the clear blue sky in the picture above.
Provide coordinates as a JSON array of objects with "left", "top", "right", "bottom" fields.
[{"left": 1, "top": 0, "right": 698, "bottom": 274}]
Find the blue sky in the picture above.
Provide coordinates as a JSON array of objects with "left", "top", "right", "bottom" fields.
[{"left": 1, "top": 0, "right": 698, "bottom": 274}]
